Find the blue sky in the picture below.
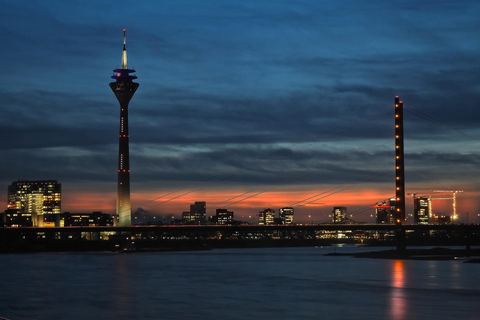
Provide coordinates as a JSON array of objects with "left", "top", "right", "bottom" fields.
[{"left": 1, "top": 0, "right": 480, "bottom": 222}]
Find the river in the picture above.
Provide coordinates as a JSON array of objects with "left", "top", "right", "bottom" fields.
[{"left": 0, "top": 245, "right": 479, "bottom": 319}]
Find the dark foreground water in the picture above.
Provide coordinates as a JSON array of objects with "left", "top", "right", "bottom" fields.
[{"left": 0, "top": 246, "right": 479, "bottom": 320}]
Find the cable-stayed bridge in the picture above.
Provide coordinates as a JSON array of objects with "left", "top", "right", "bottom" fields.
[
  {"left": 1, "top": 223, "right": 480, "bottom": 253},
  {"left": 3, "top": 97, "right": 479, "bottom": 253},
  {"left": 130, "top": 96, "right": 479, "bottom": 226}
]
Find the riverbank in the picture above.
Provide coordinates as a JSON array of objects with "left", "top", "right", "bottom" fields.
[{"left": 325, "top": 247, "right": 480, "bottom": 261}]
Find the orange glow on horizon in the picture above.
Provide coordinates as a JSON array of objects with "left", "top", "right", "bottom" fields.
[
  {"left": 127, "top": 188, "right": 395, "bottom": 220},
  {"left": 0, "top": 186, "right": 478, "bottom": 223}
]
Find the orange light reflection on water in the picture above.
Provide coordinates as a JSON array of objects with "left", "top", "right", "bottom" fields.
[{"left": 390, "top": 260, "right": 407, "bottom": 320}]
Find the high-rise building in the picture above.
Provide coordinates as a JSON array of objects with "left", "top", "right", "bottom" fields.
[
  {"left": 414, "top": 197, "right": 429, "bottom": 225},
  {"left": 182, "top": 201, "right": 207, "bottom": 225},
  {"left": 279, "top": 207, "right": 294, "bottom": 225},
  {"left": 258, "top": 208, "right": 275, "bottom": 226},
  {"left": 7, "top": 180, "right": 61, "bottom": 226},
  {"left": 110, "top": 29, "right": 139, "bottom": 226},
  {"left": 191, "top": 201, "right": 206, "bottom": 224},
  {"left": 332, "top": 207, "right": 347, "bottom": 224},
  {"left": 373, "top": 199, "right": 396, "bottom": 224}
]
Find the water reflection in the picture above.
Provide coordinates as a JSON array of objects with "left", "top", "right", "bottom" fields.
[
  {"left": 451, "top": 259, "right": 462, "bottom": 289},
  {"left": 390, "top": 260, "right": 407, "bottom": 320},
  {"left": 113, "top": 257, "right": 130, "bottom": 317}
]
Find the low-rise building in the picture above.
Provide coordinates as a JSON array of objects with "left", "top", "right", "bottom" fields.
[
  {"left": 211, "top": 208, "right": 234, "bottom": 225},
  {"left": 63, "top": 212, "right": 114, "bottom": 227}
]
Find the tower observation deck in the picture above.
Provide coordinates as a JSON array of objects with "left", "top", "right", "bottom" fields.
[{"left": 109, "top": 29, "right": 139, "bottom": 226}]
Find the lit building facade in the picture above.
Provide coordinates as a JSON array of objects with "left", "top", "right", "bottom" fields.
[
  {"left": 7, "top": 180, "right": 61, "bottom": 227},
  {"left": 414, "top": 197, "right": 429, "bottom": 225},
  {"left": 182, "top": 201, "right": 207, "bottom": 225},
  {"left": 332, "top": 207, "right": 347, "bottom": 224},
  {"left": 110, "top": 29, "right": 139, "bottom": 226},
  {"left": 432, "top": 215, "right": 451, "bottom": 225},
  {"left": 213, "top": 208, "right": 234, "bottom": 225},
  {"left": 63, "top": 212, "right": 114, "bottom": 227},
  {"left": 374, "top": 199, "right": 396, "bottom": 224},
  {"left": 279, "top": 207, "right": 294, "bottom": 225},
  {"left": 259, "top": 208, "right": 275, "bottom": 226},
  {"left": 3, "top": 209, "right": 32, "bottom": 227},
  {"left": 388, "top": 198, "right": 398, "bottom": 224}
]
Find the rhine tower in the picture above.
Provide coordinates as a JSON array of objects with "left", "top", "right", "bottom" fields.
[{"left": 109, "top": 29, "right": 139, "bottom": 226}]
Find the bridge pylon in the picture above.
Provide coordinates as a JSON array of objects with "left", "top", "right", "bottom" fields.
[{"left": 395, "top": 96, "right": 406, "bottom": 252}]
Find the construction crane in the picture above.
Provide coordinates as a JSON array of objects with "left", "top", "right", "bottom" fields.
[
  {"left": 408, "top": 193, "right": 434, "bottom": 222},
  {"left": 408, "top": 192, "right": 452, "bottom": 222},
  {"left": 433, "top": 190, "right": 464, "bottom": 221}
]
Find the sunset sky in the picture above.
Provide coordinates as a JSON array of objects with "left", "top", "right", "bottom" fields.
[{"left": 1, "top": 0, "right": 480, "bottom": 223}]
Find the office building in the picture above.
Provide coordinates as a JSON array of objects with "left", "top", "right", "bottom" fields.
[
  {"left": 332, "top": 207, "right": 347, "bottom": 224},
  {"left": 7, "top": 180, "right": 61, "bottom": 227},
  {"left": 414, "top": 197, "right": 429, "bottom": 225},
  {"left": 3, "top": 209, "right": 32, "bottom": 227},
  {"left": 212, "top": 208, "right": 234, "bottom": 225},
  {"left": 63, "top": 212, "right": 114, "bottom": 227},
  {"left": 259, "top": 208, "right": 275, "bottom": 226},
  {"left": 279, "top": 207, "right": 294, "bottom": 225},
  {"left": 182, "top": 201, "right": 207, "bottom": 225},
  {"left": 432, "top": 215, "right": 451, "bottom": 225},
  {"left": 374, "top": 198, "right": 396, "bottom": 224}
]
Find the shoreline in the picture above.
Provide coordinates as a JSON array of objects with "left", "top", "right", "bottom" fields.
[{"left": 325, "top": 247, "right": 480, "bottom": 261}]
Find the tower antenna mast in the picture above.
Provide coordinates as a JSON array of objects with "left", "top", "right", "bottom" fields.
[{"left": 122, "top": 29, "right": 127, "bottom": 69}]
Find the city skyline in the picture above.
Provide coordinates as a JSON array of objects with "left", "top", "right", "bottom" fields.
[{"left": 1, "top": 1, "right": 480, "bottom": 223}]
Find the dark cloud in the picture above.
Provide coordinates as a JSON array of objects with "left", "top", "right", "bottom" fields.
[{"left": 1, "top": 0, "right": 480, "bottom": 217}]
